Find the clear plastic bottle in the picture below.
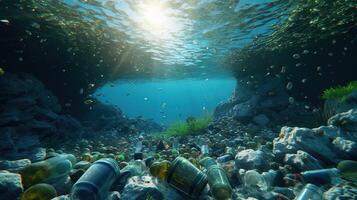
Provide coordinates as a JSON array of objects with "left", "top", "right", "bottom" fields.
[
  {"left": 70, "top": 158, "right": 120, "bottom": 200},
  {"left": 295, "top": 184, "right": 323, "bottom": 200},
  {"left": 200, "top": 144, "right": 209, "bottom": 158}
]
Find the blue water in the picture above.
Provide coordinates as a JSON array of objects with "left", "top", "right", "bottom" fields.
[{"left": 95, "top": 78, "right": 236, "bottom": 125}]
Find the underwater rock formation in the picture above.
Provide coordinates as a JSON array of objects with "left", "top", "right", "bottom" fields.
[
  {"left": 214, "top": 77, "right": 321, "bottom": 128},
  {"left": 0, "top": 73, "right": 83, "bottom": 161},
  {"left": 274, "top": 109, "right": 357, "bottom": 164}
]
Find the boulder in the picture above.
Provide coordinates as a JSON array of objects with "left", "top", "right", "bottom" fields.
[
  {"left": 252, "top": 114, "right": 270, "bottom": 127},
  {"left": 333, "top": 137, "right": 357, "bottom": 159},
  {"left": 273, "top": 126, "right": 339, "bottom": 164},
  {"left": 235, "top": 149, "right": 269, "bottom": 170},
  {"left": 0, "top": 172, "right": 23, "bottom": 200},
  {"left": 284, "top": 150, "right": 322, "bottom": 171},
  {"left": 232, "top": 96, "right": 258, "bottom": 120},
  {"left": 0, "top": 159, "right": 31, "bottom": 172},
  {"left": 120, "top": 176, "right": 164, "bottom": 200},
  {"left": 328, "top": 109, "right": 357, "bottom": 132}
]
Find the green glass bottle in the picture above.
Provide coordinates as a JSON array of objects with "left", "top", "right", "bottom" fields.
[
  {"left": 200, "top": 157, "right": 232, "bottom": 200},
  {"left": 166, "top": 157, "right": 208, "bottom": 199},
  {"left": 20, "top": 154, "right": 76, "bottom": 188},
  {"left": 337, "top": 160, "right": 357, "bottom": 182},
  {"left": 21, "top": 183, "right": 57, "bottom": 200}
]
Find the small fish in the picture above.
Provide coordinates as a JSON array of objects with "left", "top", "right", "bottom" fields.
[
  {"left": 144, "top": 97, "right": 148, "bottom": 101},
  {"left": 126, "top": 93, "right": 130, "bottom": 96},
  {"left": 84, "top": 99, "right": 94, "bottom": 105},
  {"left": 0, "top": 67, "right": 5, "bottom": 76}
]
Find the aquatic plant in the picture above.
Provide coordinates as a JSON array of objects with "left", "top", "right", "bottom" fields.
[
  {"left": 155, "top": 115, "right": 212, "bottom": 138},
  {"left": 322, "top": 81, "right": 357, "bottom": 101}
]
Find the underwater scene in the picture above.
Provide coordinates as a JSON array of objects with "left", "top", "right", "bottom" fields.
[{"left": 0, "top": 0, "right": 356, "bottom": 199}]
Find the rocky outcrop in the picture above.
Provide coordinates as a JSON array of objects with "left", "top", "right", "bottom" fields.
[
  {"left": 284, "top": 150, "right": 322, "bottom": 171},
  {"left": 0, "top": 73, "right": 84, "bottom": 161},
  {"left": 79, "top": 101, "right": 163, "bottom": 134},
  {"left": 213, "top": 77, "right": 321, "bottom": 128},
  {"left": 273, "top": 109, "right": 357, "bottom": 164}
]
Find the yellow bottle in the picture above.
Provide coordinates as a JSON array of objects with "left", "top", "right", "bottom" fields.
[
  {"left": 21, "top": 183, "right": 57, "bottom": 200},
  {"left": 20, "top": 154, "right": 76, "bottom": 188}
]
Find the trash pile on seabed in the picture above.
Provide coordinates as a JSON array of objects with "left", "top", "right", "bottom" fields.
[{"left": 1, "top": 109, "right": 356, "bottom": 200}]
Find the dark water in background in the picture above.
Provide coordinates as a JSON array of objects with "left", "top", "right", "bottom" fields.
[{"left": 0, "top": 0, "right": 356, "bottom": 120}]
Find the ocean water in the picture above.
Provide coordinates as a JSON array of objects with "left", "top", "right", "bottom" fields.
[
  {"left": 95, "top": 78, "right": 236, "bottom": 125},
  {"left": 0, "top": 0, "right": 356, "bottom": 199}
]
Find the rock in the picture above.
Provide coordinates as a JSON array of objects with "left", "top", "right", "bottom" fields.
[
  {"left": 213, "top": 101, "right": 237, "bottom": 119},
  {"left": 273, "top": 126, "right": 339, "bottom": 164},
  {"left": 323, "top": 184, "right": 357, "bottom": 200},
  {"left": 0, "top": 159, "right": 31, "bottom": 172},
  {"left": 28, "top": 147, "right": 47, "bottom": 162},
  {"left": 106, "top": 191, "right": 121, "bottom": 200},
  {"left": 252, "top": 114, "right": 270, "bottom": 127},
  {"left": 0, "top": 172, "right": 23, "bottom": 200},
  {"left": 235, "top": 149, "right": 269, "bottom": 170},
  {"left": 232, "top": 96, "right": 258, "bottom": 120},
  {"left": 120, "top": 176, "right": 164, "bottom": 200},
  {"left": 333, "top": 137, "right": 357, "bottom": 159},
  {"left": 284, "top": 150, "right": 322, "bottom": 171},
  {"left": 328, "top": 109, "right": 357, "bottom": 132}
]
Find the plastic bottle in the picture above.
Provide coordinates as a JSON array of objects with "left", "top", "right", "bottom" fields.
[
  {"left": 217, "top": 147, "right": 235, "bottom": 163},
  {"left": 70, "top": 158, "right": 120, "bottom": 200},
  {"left": 200, "top": 157, "right": 232, "bottom": 200},
  {"left": 200, "top": 144, "right": 209, "bottom": 158},
  {"left": 20, "top": 154, "right": 76, "bottom": 188},
  {"left": 244, "top": 170, "right": 266, "bottom": 190},
  {"left": 295, "top": 184, "right": 323, "bottom": 200},
  {"left": 301, "top": 168, "right": 340, "bottom": 186},
  {"left": 134, "top": 141, "right": 143, "bottom": 160}
]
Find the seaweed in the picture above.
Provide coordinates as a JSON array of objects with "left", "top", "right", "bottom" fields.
[
  {"left": 154, "top": 115, "right": 212, "bottom": 138},
  {"left": 322, "top": 81, "right": 357, "bottom": 101}
]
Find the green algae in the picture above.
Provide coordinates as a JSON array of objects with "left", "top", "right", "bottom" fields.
[
  {"left": 154, "top": 115, "right": 212, "bottom": 138},
  {"left": 322, "top": 81, "right": 357, "bottom": 100}
]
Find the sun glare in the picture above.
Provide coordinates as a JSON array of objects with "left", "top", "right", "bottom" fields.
[{"left": 138, "top": 2, "right": 173, "bottom": 39}]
